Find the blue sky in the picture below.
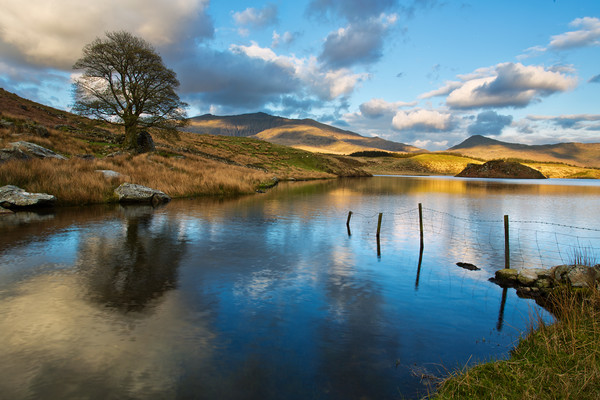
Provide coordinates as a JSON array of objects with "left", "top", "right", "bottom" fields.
[{"left": 1, "top": 0, "right": 599, "bottom": 150}]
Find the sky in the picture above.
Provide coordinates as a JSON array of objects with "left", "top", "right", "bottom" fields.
[{"left": 1, "top": 0, "right": 599, "bottom": 150}]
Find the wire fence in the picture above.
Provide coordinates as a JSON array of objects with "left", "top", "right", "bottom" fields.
[{"left": 346, "top": 205, "right": 600, "bottom": 270}]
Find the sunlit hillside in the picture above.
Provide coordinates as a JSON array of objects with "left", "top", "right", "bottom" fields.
[
  {"left": 0, "top": 89, "right": 370, "bottom": 205},
  {"left": 448, "top": 135, "right": 600, "bottom": 168},
  {"left": 185, "top": 112, "right": 423, "bottom": 155}
]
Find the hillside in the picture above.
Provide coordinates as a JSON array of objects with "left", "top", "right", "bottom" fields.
[
  {"left": 185, "top": 113, "right": 423, "bottom": 155},
  {"left": 0, "top": 88, "right": 370, "bottom": 206},
  {"left": 448, "top": 135, "right": 600, "bottom": 168}
]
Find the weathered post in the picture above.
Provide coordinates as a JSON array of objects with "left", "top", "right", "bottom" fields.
[
  {"left": 376, "top": 213, "right": 383, "bottom": 257},
  {"left": 504, "top": 214, "right": 510, "bottom": 269},
  {"left": 415, "top": 243, "right": 424, "bottom": 290},
  {"left": 346, "top": 211, "right": 353, "bottom": 236},
  {"left": 418, "top": 203, "right": 424, "bottom": 248}
]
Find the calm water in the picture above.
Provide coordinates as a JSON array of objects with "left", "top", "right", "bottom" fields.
[{"left": 1, "top": 176, "right": 600, "bottom": 399}]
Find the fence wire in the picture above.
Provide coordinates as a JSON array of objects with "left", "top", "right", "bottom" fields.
[{"left": 346, "top": 206, "right": 600, "bottom": 269}]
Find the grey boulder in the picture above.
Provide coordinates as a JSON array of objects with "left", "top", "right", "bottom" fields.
[
  {"left": 1, "top": 141, "right": 66, "bottom": 162},
  {"left": 0, "top": 185, "right": 56, "bottom": 208},
  {"left": 114, "top": 183, "right": 170, "bottom": 205}
]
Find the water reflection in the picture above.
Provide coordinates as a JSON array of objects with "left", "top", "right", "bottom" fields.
[
  {"left": 78, "top": 205, "right": 186, "bottom": 312},
  {"left": 1, "top": 176, "right": 599, "bottom": 399}
]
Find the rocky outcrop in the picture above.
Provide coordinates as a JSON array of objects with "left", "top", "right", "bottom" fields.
[
  {"left": 114, "top": 183, "right": 171, "bottom": 205},
  {"left": 0, "top": 185, "right": 57, "bottom": 209},
  {"left": 0, "top": 141, "right": 66, "bottom": 163},
  {"left": 456, "top": 160, "right": 546, "bottom": 179},
  {"left": 136, "top": 131, "right": 155, "bottom": 153},
  {"left": 493, "top": 264, "right": 600, "bottom": 298}
]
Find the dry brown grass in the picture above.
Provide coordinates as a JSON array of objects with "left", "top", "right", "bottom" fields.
[
  {"left": 1, "top": 88, "right": 373, "bottom": 205},
  {"left": 0, "top": 153, "right": 271, "bottom": 205}
]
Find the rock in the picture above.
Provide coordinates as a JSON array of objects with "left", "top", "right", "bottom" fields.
[
  {"left": 114, "top": 183, "right": 170, "bottom": 205},
  {"left": 0, "top": 119, "right": 14, "bottom": 130},
  {"left": 567, "top": 265, "right": 597, "bottom": 288},
  {"left": 6, "top": 141, "right": 66, "bottom": 160},
  {"left": 456, "top": 160, "right": 547, "bottom": 179},
  {"left": 96, "top": 169, "right": 125, "bottom": 179},
  {"left": 534, "top": 278, "right": 553, "bottom": 289},
  {"left": 494, "top": 268, "right": 519, "bottom": 285},
  {"left": 517, "top": 269, "right": 540, "bottom": 286},
  {"left": 0, "top": 206, "right": 14, "bottom": 215},
  {"left": 136, "top": 131, "right": 155, "bottom": 153},
  {"left": 456, "top": 262, "right": 480, "bottom": 271},
  {"left": 551, "top": 265, "right": 571, "bottom": 282},
  {"left": 30, "top": 124, "right": 50, "bottom": 138},
  {"left": 0, "top": 148, "right": 31, "bottom": 162},
  {"left": 0, "top": 185, "right": 57, "bottom": 209},
  {"left": 551, "top": 264, "right": 598, "bottom": 288}
]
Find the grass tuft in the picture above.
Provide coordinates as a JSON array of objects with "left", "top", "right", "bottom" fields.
[{"left": 432, "top": 287, "right": 600, "bottom": 399}]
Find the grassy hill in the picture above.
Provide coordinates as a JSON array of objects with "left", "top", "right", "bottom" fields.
[
  {"left": 185, "top": 113, "right": 423, "bottom": 155},
  {"left": 0, "top": 88, "right": 369, "bottom": 205},
  {"left": 448, "top": 135, "right": 600, "bottom": 169},
  {"left": 348, "top": 151, "right": 600, "bottom": 179}
]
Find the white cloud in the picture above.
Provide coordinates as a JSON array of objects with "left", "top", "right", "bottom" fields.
[
  {"left": 438, "top": 62, "right": 577, "bottom": 109},
  {"left": 413, "top": 139, "right": 449, "bottom": 150},
  {"left": 319, "top": 14, "right": 397, "bottom": 68},
  {"left": 233, "top": 4, "right": 278, "bottom": 30},
  {"left": 230, "top": 41, "right": 368, "bottom": 101},
  {"left": 549, "top": 17, "right": 600, "bottom": 50},
  {"left": 527, "top": 113, "right": 600, "bottom": 130},
  {"left": 0, "top": 0, "right": 211, "bottom": 69},
  {"left": 272, "top": 31, "right": 298, "bottom": 48},
  {"left": 392, "top": 108, "right": 452, "bottom": 131},
  {"left": 419, "top": 81, "right": 462, "bottom": 99},
  {"left": 359, "top": 98, "right": 417, "bottom": 118}
]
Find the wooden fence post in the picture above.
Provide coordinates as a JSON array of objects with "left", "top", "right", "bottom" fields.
[
  {"left": 346, "top": 211, "right": 353, "bottom": 236},
  {"left": 504, "top": 215, "right": 510, "bottom": 269},
  {"left": 376, "top": 213, "right": 383, "bottom": 257},
  {"left": 418, "top": 203, "right": 424, "bottom": 248}
]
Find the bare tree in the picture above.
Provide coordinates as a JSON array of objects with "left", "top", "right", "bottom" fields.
[{"left": 73, "top": 31, "right": 187, "bottom": 151}]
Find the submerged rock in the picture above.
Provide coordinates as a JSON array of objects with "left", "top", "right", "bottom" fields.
[
  {"left": 456, "top": 160, "right": 546, "bottom": 179},
  {"left": 456, "top": 262, "right": 480, "bottom": 271},
  {"left": 114, "top": 183, "right": 170, "bottom": 205},
  {"left": 0, "top": 185, "right": 56, "bottom": 209}
]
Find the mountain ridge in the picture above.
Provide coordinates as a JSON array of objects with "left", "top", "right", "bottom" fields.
[
  {"left": 448, "top": 134, "right": 600, "bottom": 168},
  {"left": 184, "top": 112, "right": 423, "bottom": 155}
]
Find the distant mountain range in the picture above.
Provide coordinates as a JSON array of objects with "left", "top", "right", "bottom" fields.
[
  {"left": 448, "top": 135, "right": 600, "bottom": 168},
  {"left": 184, "top": 113, "right": 423, "bottom": 154}
]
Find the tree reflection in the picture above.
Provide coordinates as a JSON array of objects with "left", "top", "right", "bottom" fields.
[{"left": 77, "top": 205, "right": 187, "bottom": 312}]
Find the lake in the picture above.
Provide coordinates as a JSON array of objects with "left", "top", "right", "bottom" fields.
[{"left": 1, "top": 176, "right": 600, "bottom": 399}]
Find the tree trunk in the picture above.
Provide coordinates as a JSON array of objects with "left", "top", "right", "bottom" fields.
[{"left": 124, "top": 123, "right": 138, "bottom": 150}]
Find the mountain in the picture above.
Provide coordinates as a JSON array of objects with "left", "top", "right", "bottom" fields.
[
  {"left": 448, "top": 135, "right": 600, "bottom": 168},
  {"left": 184, "top": 112, "right": 423, "bottom": 155}
]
